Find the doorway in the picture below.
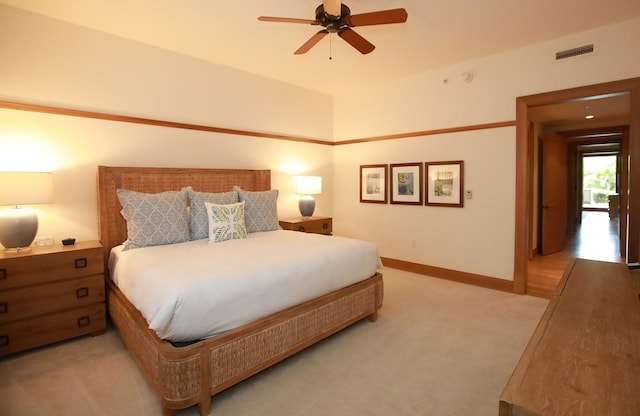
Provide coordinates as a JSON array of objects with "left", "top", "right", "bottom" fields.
[
  {"left": 581, "top": 153, "right": 618, "bottom": 212},
  {"left": 576, "top": 151, "right": 621, "bottom": 259},
  {"left": 528, "top": 130, "right": 624, "bottom": 297},
  {"left": 513, "top": 77, "right": 640, "bottom": 296}
]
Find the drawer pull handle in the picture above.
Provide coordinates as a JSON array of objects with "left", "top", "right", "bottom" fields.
[
  {"left": 0, "top": 335, "right": 8, "bottom": 347},
  {"left": 77, "top": 316, "right": 90, "bottom": 328},
  {"left": 323, "top": 223, "right": 328, "bottom": 229},
  {"left": 0, "top": 269, "right": 5, "bottom": 280},
  {"left": 299, "top": 227, "right": 305, "bottom": 232},
  {"left": 76, "top": 287, "right": 89, "bottom": 298},
  {"left": 74, "top": 258, "right": 87, "bottom": 269},
  {"left": 0, "top": 302, "right": 7, "bottom": 314}
]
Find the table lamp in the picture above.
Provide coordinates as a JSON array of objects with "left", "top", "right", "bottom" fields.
[
  {"left": 0, "top": 172, "right": 53, "bottom": 251},
  {"left": 294, "top": 176, "right": 322, "bottom": 218}
]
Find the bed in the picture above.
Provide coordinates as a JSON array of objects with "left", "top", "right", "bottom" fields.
[{"left": 97, "top": 166, "right": 384, "bottom": 416}]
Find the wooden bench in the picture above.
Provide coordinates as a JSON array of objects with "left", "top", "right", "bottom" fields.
[{"left": 500, "top": 258, "right": 640, "bottom": 415}]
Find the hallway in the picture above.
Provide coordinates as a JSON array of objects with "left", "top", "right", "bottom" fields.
[
  {"left": 568, "top": 210, "right": 621, "bottom": 261},
  {"left": 527, "top": 211, "right": 622, "bottom": 298}
]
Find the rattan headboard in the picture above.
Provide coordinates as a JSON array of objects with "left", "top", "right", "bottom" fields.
[{"left": 96, "top": 165, "right": 271, "bottom": 267}]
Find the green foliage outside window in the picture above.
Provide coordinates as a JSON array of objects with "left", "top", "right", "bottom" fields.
[{"left": 583, "top": 156, "right": 616, "bottom": 205}]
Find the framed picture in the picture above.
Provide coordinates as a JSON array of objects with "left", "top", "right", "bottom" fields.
[
  {"left": 390, "top": 163, "right": 423, "bottom": 205},
  {"left": 360, "top": 164, "right": 388, "bottom": 203},
  {"left": 425, "top": 160, "right": 464, "bottom": 207}
]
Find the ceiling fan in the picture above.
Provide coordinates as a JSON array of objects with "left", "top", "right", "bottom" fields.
[{"left": 258, "top": 0, "right": 408, "bottom": 55}]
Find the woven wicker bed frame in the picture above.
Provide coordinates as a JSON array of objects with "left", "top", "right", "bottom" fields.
[{"left": 96, "top": 166, "right": 383, "bottom": 415}]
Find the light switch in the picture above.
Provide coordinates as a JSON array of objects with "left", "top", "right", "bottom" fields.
[{"left": 466, "top": 190, "right": 473, "bottom": 199}]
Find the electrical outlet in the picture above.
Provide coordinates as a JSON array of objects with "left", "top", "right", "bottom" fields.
[
  {"left": 34, "top": 236, "right": 54, "bottom": 246},
  {"left": 410, "top": 240, "right": 417, "bottom": 249}
]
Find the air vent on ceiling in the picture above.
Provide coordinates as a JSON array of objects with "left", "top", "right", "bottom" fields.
[{"left": 555, "top": 44, "right": 595, "bottom": 60}]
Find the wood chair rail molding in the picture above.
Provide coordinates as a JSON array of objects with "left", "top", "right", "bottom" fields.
[
  {"left": 335, "top": 121, "right": 516, "bottom": 145},
  {"left": 0, "top": 100, "right": 328, "bottom": 145},
  {"left": 0, "top": 100, "right": 514, "bottom": 145}
]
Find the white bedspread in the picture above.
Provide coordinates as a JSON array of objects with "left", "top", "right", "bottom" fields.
[{"left": 109, "top": 230, "right": 382, "bottom": 342}]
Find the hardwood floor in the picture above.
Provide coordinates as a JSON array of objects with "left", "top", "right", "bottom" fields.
[{"left": 527, "top": 211, "right": 623, "bottom": 298}]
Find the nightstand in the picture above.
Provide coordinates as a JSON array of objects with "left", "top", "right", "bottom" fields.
[
  {"left": 0, "top": 240, "right": 106, "bottom": 356},
  {"left": 279, "top": 216, "right": 332, "bottom": 235}
]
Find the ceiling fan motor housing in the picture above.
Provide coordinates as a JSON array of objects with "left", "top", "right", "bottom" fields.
[{"left": 315, "top": 4, "right": 351, "bottom": 32}]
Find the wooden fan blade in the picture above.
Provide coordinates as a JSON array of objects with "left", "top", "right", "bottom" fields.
[
  {"left": 294, "top": 30, "right": 329, "bottom": 55},
  {"left": 338, "top": 28, "right": 375, "bottom": 54},
  {"left": 348, "top": 8, "right": 408, "bottom": 26},
  {"left": 258, "top": 16, "right": 317, "bottom": 25}
]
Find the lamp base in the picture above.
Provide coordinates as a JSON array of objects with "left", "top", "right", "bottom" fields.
[
  {"left": 0, "top": 207, "right": 39, "bottom": 250},
  {"left": 298, "top": 195, "right": 316, "bottom": 218},
  {"left": 2, "top": 246, "right": 33, "bottom": 253}
]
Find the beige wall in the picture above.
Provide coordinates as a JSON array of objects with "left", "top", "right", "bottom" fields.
[
  {"left": 332, "top": 17, "right": 640, "bottom": 280},
  {"left": 333, "top": 129, "right": 515, "bottom": 279},
  {"left": 0, "top": 5, "right": 334, "bottom": 244},
  {"left": 2, "top": 5, "right": 639, "bottom": 282}
]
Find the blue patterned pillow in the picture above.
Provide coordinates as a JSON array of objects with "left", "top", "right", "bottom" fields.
[
  {"left": 117, "top": 189, "right": 190, "bottom": 250},
  {"left": 234, "top": 186, "right": 281, "bottom": 233},
  {"left": 185, "top": 187, "right": 238, "bottom": 240},
  {"left": 204, "top": 201, "right": 247, "bottom": 243}
]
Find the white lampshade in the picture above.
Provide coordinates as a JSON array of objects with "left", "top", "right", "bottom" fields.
[
  {"left": 294, "top": 176, "right": 322, "bottom": 195},
  {"left": 0, "top": 172, "right": 53, "bottom": 250},
  {"left": 0, "top": 172, "right": 53, "bottom": 206}
]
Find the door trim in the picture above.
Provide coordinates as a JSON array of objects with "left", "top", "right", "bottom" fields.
[{"left": 514, "top": 77, "right": 640, "bottom": 294}]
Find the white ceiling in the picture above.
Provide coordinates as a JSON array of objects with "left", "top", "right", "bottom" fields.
[
  {"left": 3, "top": 0, "right": 640, "bottom": 97},
  {"left": 529, "top": 93, "right": 631, "bottom": 130}
]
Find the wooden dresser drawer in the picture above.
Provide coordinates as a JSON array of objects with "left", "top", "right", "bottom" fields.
[
  {"left": 0, "top": 241, "right": 104, "bottom": 290},
  {"left": 0, "top": 274, "right": 104, "bottom": 324},
  {"left": 0, "top": 303, "right": 106, "bottom": 356},
  {"left": 279, "top": 217, "right": 332, "bottom": 235},
  {"left": 0, "top": 240, "right": 105, "bottom": 356}
]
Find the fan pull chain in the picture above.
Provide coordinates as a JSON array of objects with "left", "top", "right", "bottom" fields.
[{"left": 329, "top": 34, "right": 332, "bottom": 60}]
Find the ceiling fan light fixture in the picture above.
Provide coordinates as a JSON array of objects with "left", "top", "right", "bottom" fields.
[{"left": 323, "top": 0, "right": 342, "bottom": 19}]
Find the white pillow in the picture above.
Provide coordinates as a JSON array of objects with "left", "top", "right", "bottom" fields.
[{"left": 204, "top": 201, "right": 247, "bottom": 243}]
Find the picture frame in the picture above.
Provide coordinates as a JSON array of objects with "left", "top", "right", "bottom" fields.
[
  {"left": 390, "top": 163, "right": 423, "bottom": 205},
  {"left": 425, "top": 160, "right": 464, "bottom": 207},
  {"left": 360, "top": 164, "right": 388, "bottom": 203}
]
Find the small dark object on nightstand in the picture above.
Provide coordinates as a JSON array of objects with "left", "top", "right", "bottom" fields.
[{"left": 62, "top": 238, "right": 76, "bottom": 246}]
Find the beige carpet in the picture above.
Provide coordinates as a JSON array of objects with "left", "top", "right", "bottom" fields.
[{"left": 0, "top": 268, "right": 547, "bottom": 416}]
